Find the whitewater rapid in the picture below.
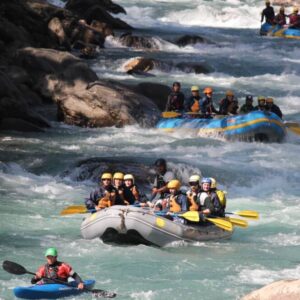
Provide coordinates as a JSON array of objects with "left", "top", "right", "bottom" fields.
[{"left": 1, "top": 0, "right": 300, "bottom": 299}]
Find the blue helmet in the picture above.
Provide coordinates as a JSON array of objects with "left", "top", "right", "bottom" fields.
[{"left": 201, "top": 177, "right": 212, "bottom": 184}]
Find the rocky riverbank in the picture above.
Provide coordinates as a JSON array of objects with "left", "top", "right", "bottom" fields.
[{"left": 0, "top": 0, "right": 213, "bottom": 132}]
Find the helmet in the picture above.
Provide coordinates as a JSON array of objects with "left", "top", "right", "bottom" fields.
[
  {"left": 45, "top": 247, "right": 58, "bottom": 257},
  {"left": 167, "top": 179, "right": 181, "bottom": 190},
  {"left": 293, "top": 6, "right": 299, "bottom": 12},
  {"left": 265, "top": 0, "right": 270, "bottom": 4},
  {"left": 113, "top": 172, "right": 124, "bottom": 180},
  {"left": 226, "top": 90, "right": 234, "bottom": 96},
  {"left": 279, "top": 6, "right": 284, "bottom": 11},
  {"left": 154, "top": 158, "right": 166, "bottom": 167},
  {"left": 266, "top": 97, "right": 274, "bottom": 103},
  {"left": 173, "top": 81, "right": 181, "bottom": 87},
  {"left": 189, "top": 175, "right": 201, "bottom": 183},
  {"left": 124, "top": 174, "right": 135, "bottom": 183},
  {"left": 210, "top": 178, "right": 217, "bottom": 189},
  {"left": 101, "top": 173, "right": 112, "bottom": 180},
  {"left": 191, "top": 85, "right": 199, "bottom": 92},
  {"left": 246, "top": 95, "right": 253, "bottom": 101},
  {"left": 203, "top": 87, "right": 213, "bottom": 94},
  {"left": 257, "top": 96, "right": 266, "bottom": 103},
  {"left": 201, "top": 177, "right": 212, "bottom": 184}
]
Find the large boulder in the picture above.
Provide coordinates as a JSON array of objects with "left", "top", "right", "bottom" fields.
[
  {"left": 241, "top": 279, "right": 300, "bottom": 300},
  {"left": 119, "top": 32, "right": 159, "bottom": 50},
  {"left": 65, "top": 0, "right": 132, "bottom": 29},
  {"left": 16, "top": 48, "right": 160, "bottom": 128},
  {"left": 175, "top": 35, "right": 209, "bottom": 47},
  {"left": 48, "top": 17, "right": 71, "bottom": 50},
  {"left": 175, "top": 62, "right": 211, "bottom": 74},
  {"left": 123, "top": 57, "right": 155, "bottom": 75},
  {"left": 133, "top": 82, "right": 171, "bottom": 111}
]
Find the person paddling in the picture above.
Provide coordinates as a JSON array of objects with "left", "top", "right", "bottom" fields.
[
  {"left": 31, "top": 248, "right": 84, "bottom": 290},
  {"left": 165, "top": 82, "right": 185, "bottom": 112}
]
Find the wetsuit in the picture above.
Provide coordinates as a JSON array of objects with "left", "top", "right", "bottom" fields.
[
  {"left": 200, "top": 96, "right": 218, "bottom": 116},
  {"left": 254, "top": 105, "right": 266, "bottom": 112},
  {"left": 274, "top": 13, "right": 286, "bottom": 26},
  {"left": 289, "top": 14, "right": 300, "bottom": 28},
  {"left": 261, "top": 6, "right": 275, "bottom": 24},
  {"left": 165, "top": 91, "right": 185, "bottom": 111}
]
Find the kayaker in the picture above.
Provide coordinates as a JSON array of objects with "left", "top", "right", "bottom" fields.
[
  {"left": 184, "top": 86, "right": 202, "bottom": 113},
  {"left": 288, "top": 7, "right": 300, "bottom": 29},
  {"left": 210, "top": 178, "right": 226, "bottom": 216},
  {"left": 85, "top": 172, "right": 123, "bottom": 210},
  {"left": 164, "top": 179, "right": 188, "bottom": 215},
  {"left": 165, "top": 82, "right": 185, "bottom": 112},
  {"left": 265, "top": 97, "right": 283, "bottom": 118},
  {"left": 261, "top": 0, "right": 275, "bottom": 25},
  {"left": 200, "top": 87, "right": 218, "bottom": 117},
  {"left": 151, "top": 159, "right": 175, "bottom": 203},
  {"left": 254, "top": 96, "right": 266, "bottom": 111},
  {"left": 198, "top": 178, "right": 222, "bottom": 219},
  {"left": 31, "top": 248, "right": 84, "bottom": 289},
  {"left": 274, "top": 6, "right": 286, "bottom": 26},
  {"left": 219, "top": 90, "right": 239, "bottom": 115},
  {"left": 123, "top": 173, "right": 148, "bottom": 205},
  {"left": 186, "top": 174, "right": 201, "bottom": 211},
  {"left": 239, "top": 95, "right": 255, "bottom": 114}
]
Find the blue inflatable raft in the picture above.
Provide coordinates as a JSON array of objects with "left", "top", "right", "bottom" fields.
[
  {"left": 260, "top": 22, "right": 300, "bottom": 39},
  {"left": 13, "top": 279, "right": 95, "bottom": 299},
  {"left": 156, "top": 111, "right": 286, "bottom": 142}
]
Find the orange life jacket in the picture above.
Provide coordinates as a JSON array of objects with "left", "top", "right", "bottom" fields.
[
  {"left": 169, "top": 195, "right": 182, "bottom": 213},
  {"left": 98, "top": 191, "right": 116, "bottom": 209},
  {"left": 186, "top": 191, "right": 199, "bottom": 211},
  {"left": 191, "top": 100, "right": 200, "bottom": 112}
]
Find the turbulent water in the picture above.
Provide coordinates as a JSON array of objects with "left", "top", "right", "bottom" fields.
[{"left": 1, "top": 0, "right": 300, "bottom": 299}]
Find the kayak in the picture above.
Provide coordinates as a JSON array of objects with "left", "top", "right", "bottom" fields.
[
  {"left": 13, "top": 279, "right": 95, "bottom": 299},
  {"left": 81, "top": 206, "right": 233, "bottom": 247},
  {"left": 156, "top": 111, "right": 286, "bottom": 142},
  {"left": 260, "top": 22, "right": 300, "bottom": 39}
]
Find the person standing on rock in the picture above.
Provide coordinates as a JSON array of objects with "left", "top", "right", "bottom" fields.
[
  {"left": 184, "top": 86, "right": 202, "bottom": 113},
  {"left": 151, "top": 159, "right": 175, "bottom": 204},
  {"left": 165, "top": 82, "right": 185, "bottom": 111},
  {"left": 261, "top": 0, "right": 275, "bottom": 25}
]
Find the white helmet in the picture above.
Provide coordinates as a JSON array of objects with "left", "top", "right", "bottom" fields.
[
  {"left": 210, "top": 177, "right": 217, "bottom": 189},
  {"left": 124, "top": 174, "right": 135, "bottom": 184},
  {"left": 189, "top": 175, "right": 201, "bottom": 183}
]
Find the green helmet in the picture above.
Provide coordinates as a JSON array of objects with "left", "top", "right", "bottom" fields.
[{"left": 45, "top": 247, "right": 58, "bottom": 257}]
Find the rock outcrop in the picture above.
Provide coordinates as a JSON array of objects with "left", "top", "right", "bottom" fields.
[
  {"left": 175, "top": 35, "right": 210, "bottom": 47},
  {"left": 119, "top": 32, "right": 159, "bottom": 50},
  {"left": 241, "top": 279, "right": 300, "bottom": 300}
]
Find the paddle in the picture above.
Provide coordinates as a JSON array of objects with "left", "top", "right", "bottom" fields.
[
  {"left": 155, "top": 211, "right": 233, "bottom": 231},
  {"left": 284, "top": 121, "right": 300, "bottom": 136},
  {"left": 60, "top": 205, "right": 93, "bottom": 215},
  {"left": 226, "top": 210, "right": 259, "bottom": 220},
  {"left": 2, "top": 261, "right": 116, "bottom": 298},
  {"left": 223, "top": 217, "right": 248, "bottom": 228}
]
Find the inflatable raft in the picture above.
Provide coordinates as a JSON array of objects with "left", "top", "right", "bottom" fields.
[
  {"left": 260, "top": 22, "right": 300, "bottom": 39},
  {"left": 14, "top": 280, "right": 95, "bottom": 299},
  {"left": 81, "top": 206, "right": 233, "bottom": 247},
  {"left": 156, "top": 111, "right": 286, "bottom": 142}
]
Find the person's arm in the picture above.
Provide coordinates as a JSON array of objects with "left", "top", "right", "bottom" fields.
[
  {"left": 72, "top": 272, "right": 84, "bottom": 289},
  {"left": 184, "top": 98, "right": 191, "bottom": 112},
  {"left": 180, "top": 195, "right": 188, "bottom": 212},
  {"left": 85, "top": 190, "right": 98, "bottom": 209},
  {"left": 165, "top": 94, "right": 172, "bottom": 111},
  {"left": 261, "top": 10, "right": 264, "bottom": 23}
]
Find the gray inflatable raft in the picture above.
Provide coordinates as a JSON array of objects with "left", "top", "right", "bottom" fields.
[{"left": 81, "top": 206, "right": 233, "bottom": 247}]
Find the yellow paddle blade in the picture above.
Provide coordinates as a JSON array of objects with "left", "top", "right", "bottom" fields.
[
  {"left": 224, "top": 217, "right": 248, "bottom": 228},
  {"left": 205, "top": 217, "right": 233, "bottom": 232},
  {"left": 60, "top": 205, "right": 88, "bottom": 215},
  {"left": 178, "top": 211, "right": 200, "bottom": 222},
  {"left": 273, "top": 28, "right": 285, "bottom": 37},
  {"left": 161, "top": 111, "right": 181, "bottom": 118},
  {"left": 285, "top": 122, "right": 300, "bottom": 135},
  {"left": 234, "top": 210, "right": 259, "bottom": 220}
]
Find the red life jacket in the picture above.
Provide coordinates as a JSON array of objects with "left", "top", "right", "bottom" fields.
[
  {"left": 38, "top": 262, "right": 73, "bottom": 282},
  {"left": 289, "top": 14, "right": 300, "bottom": 26}
]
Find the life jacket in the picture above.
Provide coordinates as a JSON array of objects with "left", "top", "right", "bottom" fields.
[
  {"left": 191, "top": 100, "right": 200, "bottom": 112},
  {"left": 289, "top": 14, "right": 299, "bottom": 26},
  {"left": 169, "top": 194, "right": 182, "bottom": 213},
  {"left": 43, "top": 262, "right": 72, "bottom": 282},
  {"left": 186, "top": 191, "right": 199, "bottom": 211},
  {"left": 98, "top": 190, "right": 116, "bottom": 209},
  {"left": 216, "top": 190, "right": 226, "bottom": 208}
]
